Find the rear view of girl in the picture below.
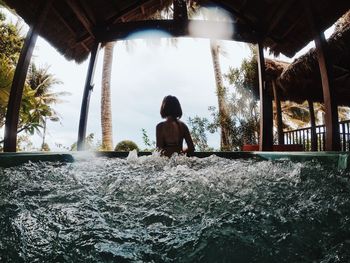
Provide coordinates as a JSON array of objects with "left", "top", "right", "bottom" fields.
[{"left": 156, "top": 95, "right": 195, "bottom": 157}]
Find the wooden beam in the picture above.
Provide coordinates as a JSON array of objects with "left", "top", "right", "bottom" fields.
[
  {"left": 257, "top": 43, "right": 273, "bottom": 151},
  {"left": 266, "top": 0, "right": 295, "bottom": 35},
  {"left": 107, "top": 0, "right": 151, "bottom": 25},
  {"left": 96, "top": 19, "right": 258, "bottom": 43},
  {"left": 281, "top": 15, "right": 302, "bottom": 39},
  {"left": 305, "top": 1, "right": 340, "bottom": 151},
  {"left": 238, "top": 0, "right": 248, "bottom": 12},
  {"left": 79, "top": 0, "right": 96, "bottom": 25},
  {"left": 52, "top": 7, "right": 76, "bottom": 36},
  {"left": 77, "top": 42, "right": 101, "bottom": 151},
  {"left": 140, "top": 5, "right": 146, "bottom": 15},
  {"left": 272, "top": 80, "right": 284, "bottom": 145},
  {"left": 52, "top": 7, "right": 89, "bottom": 52},
  {"left": 314, "top": 33, "right": 340, "bottom": 151},
  {"left": 308, "top": 99, "right": 318, "bottom": 151},
  {"left": 65, "top": 0, "right": 95, "bottom": 37},
  {"left": 3, "top": 0, "right": 53, "bottom": 152}
]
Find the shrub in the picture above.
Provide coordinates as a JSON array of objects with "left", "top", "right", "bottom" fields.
[{"left": 115, "top": 140, "right": 139, "bottom": 152}]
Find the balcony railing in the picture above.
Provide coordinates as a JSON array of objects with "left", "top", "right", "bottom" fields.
[{"left": 283, "top": 120, "right": 350, "bottom": 151}]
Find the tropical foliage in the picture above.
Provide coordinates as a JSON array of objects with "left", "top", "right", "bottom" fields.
[
  {"left": 70, "top": 133, "right": 97, "bottom": 151},
  {"left": 0, "top": 10, "right": 66, "bottom": 150},
  {"left": 141, "top": 128, "right": 155, "bottom": 151},
  {"left": 115, "top": 140, "right": 139, "bottom": 152}
]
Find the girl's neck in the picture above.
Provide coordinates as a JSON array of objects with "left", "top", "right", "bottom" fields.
[{"left": 166, "top": 116, "right": 177, "bottom": 121}]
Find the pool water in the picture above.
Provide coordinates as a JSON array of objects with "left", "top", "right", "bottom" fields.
[{"left": 0, "top": 153, "right": 350, "bottom": 262}]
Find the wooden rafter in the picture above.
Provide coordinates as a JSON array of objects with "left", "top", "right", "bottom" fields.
[
  {"left": 141, "top": 5, "right": 146, "bottom": 15},
  {"left": 79, "top": 0, "right": 96, "bottom": 25},
  {"left": 238, "top": 0, "right": 248, "bottom": 12},
  {"left": 52, "top": 7, "right": 89, "bottom": 52},
  {"left": 65, "top": 0, "right": 95, "bottom": 37},
  {"left": 265, "top": 0, "right": 295, "bottom": 35},
  {"left": 281, "top": 14, "right": 303, "bottom": 39},
  {"left": 107, "top": 0, "right": 152, "bottom": 25}
]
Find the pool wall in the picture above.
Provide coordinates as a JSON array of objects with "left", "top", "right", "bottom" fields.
[{"left": 1, "top": 151, "right": 350, "bottom": 171}]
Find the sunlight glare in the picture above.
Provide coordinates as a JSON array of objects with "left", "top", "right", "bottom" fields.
[
  {"left": 188, "top": 6, "right": 234, "bottom": 40},
  {"left": 126, "top": 29, "right": 172, "bottom": 40}
]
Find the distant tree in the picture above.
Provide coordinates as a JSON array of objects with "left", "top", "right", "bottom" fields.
[
  {"left": 70, "top": 133, "right": 96, "bottom": 151},
  {"left": 41, "top": 142, "right": 50, "bottom": 152},
  {"left": 115, "top": 140, "right": 139, "bottom": 152},
  {"left": 224, "top": 45, "right": 260, "bottom": 146},
  {"left": 188, "top": 116, "right": 214, "bottom": 151}
]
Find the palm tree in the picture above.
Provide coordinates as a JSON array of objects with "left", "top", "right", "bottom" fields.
[
  {"left": 210, "top": 39, "right": 231, "bottom": 150},
  {"left": 99, "top": 2, "right": 174, "bottom": 151},
  {"left": 26, "top": 63, "right": 67, "bottom": 150},
  {"left": 187, "top": 3, "right": 233, "bottom": 150},
  {"left": 101, "top": 42, "right": 114, "bottom": 150}
]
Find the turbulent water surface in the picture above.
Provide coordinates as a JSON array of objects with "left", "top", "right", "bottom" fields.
[{"left": 0, "top": 153, "right": 350, "bottom": 262}]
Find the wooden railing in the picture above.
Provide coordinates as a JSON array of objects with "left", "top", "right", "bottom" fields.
[{"left": 283, "top": 120, "right": 350, "bottom": 151}]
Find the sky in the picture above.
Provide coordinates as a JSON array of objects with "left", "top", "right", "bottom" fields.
[
  {"left": 31, "top": 37, "right": 251, "bottom": 151},
  {"left": 1, "top": 7, "right": 335, "bottom": 151}
]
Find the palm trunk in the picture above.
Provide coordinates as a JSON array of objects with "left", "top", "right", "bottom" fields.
[
  {"left": 101, "top": 42, "right": 114, "bottom": 151},
  {"left": 210, "top": 39, "right": 230, "bottom": 151},
  {"left": 41, "top": 117, "right": 47, "bottom": 150}
]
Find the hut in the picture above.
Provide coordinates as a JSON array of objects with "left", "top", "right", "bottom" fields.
[
  {"left": 1, "top": 0, "right": 349, "bottom": 152},
  {"left": 270, "top": 11, "right": 350, "bottom": 151},
  {"left": 279, "top": 11, "right": 350, "bottom": 106}
]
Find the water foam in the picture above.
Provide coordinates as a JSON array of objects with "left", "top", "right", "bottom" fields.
[{"left": 0, "top": 156, "right": 349, "bottom": 262}]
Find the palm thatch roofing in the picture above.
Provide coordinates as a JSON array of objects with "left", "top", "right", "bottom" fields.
[
  {"left": 2, "top": 0, "right": 349, "bottom": 63},
  {"left": 265, "top": 59, "right": 289, "bottom": 81},
  {"left": 278, "top": 10, "right": 350, "bottom": 105}
]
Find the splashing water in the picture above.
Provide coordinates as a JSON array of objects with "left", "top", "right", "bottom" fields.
[{"left": 0, "top": 154, "right": 350, "bottom": 262}]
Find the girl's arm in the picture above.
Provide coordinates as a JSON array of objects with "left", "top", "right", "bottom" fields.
[
  {"left": 156, "top": 123, "right": 164, "bottom": 151},
  {"left": 182, "top": 124, "right": 195, "bottom": 156}
]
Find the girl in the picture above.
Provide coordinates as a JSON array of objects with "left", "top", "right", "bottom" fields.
[{"left": 156, "top": 95, "right": 195, "bottom": 157}]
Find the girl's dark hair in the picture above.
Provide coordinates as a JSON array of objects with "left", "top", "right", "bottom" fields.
[{"left": 160, "top": 95, "right": 182, "bottom": 119}]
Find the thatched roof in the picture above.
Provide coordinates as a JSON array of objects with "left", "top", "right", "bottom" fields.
[
  {"left": 279, "top": 10, "right": 350, "bottom": 105},
  {"left": 2, "top": 0, "right": 349, "bottom": 63},
  {"left": 265, "top": 59, "right": 289, "bottom": 81}
]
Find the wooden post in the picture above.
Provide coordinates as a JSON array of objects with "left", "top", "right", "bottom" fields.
[
  {"left": 304, "top": 1, "right": 340, "bottom": 151},
  {"left": 3, "top": 0, "right": 53, "bottom": 152},
  {"left": 308, "top": 99, "right": 318, "bottom": 151},
  {"left": 77, "top": 42, "right": 101, "bottom": 151},
  {"left": 314, "top": 33, "right": 340, "bottom": 151},
  {"left": 257, "top": 43, "right": 273, "bottom": 151},
  {"left": 272, "top": 80, "right": 284, "bottom": 145}
]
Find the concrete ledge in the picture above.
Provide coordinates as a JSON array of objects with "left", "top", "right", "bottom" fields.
[
  {"left": 0, "top": 152, "right": 74, "bottom": 168},
  {"left": 1, "top": 151, "right": 350, "bottom": 171}
]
